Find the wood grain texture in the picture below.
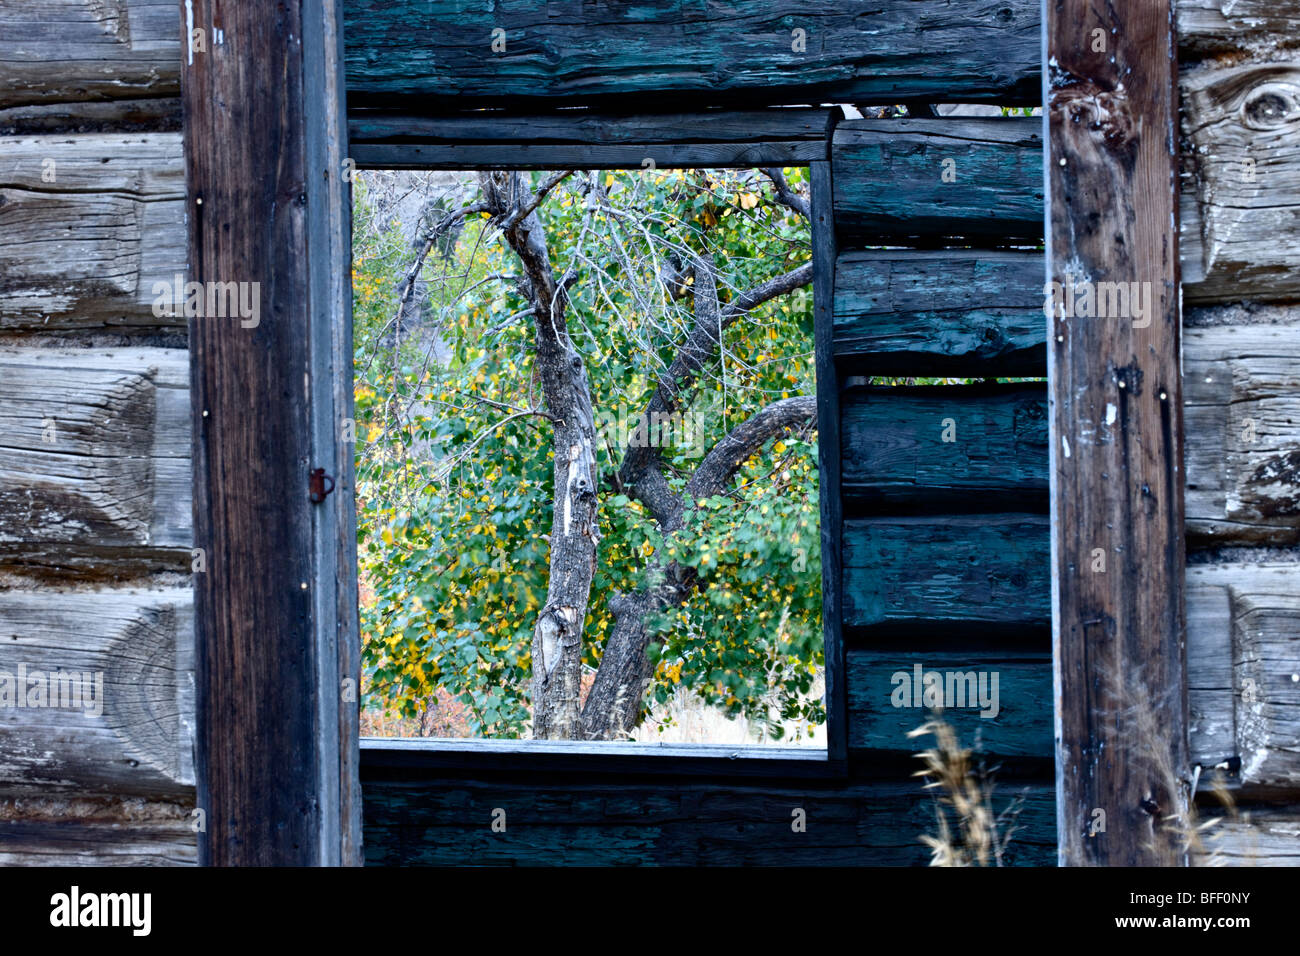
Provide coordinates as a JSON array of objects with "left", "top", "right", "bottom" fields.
[
  {"left": 0, "top": 796, "right": 195, "bottom": 866},
  {"left": 810, "top": 160, "right": 846, "bottom": 761},
  {"left": 359, "top": 759, "right": 1057, "bottom": 866},
  {"left": 841, "top": 515, "right": 1051, "bottom": 633},
  {"left": 1189, "top": 564, "right": 1300, "bottom": 793},
  {"left": 0, "top": 348, "right": 190, "bottom": 551},
  {"left": 353, "top": 141, "right": 827, "bottom": 171},
  {"left": 342, "top": 1, "right": 1041, "bottom": 109},
  {"left": 841, "top": 564, "right": 1279, "bottom": 783},
  {"left": 1046, "top": 0, "right": 1188, "bottom": 866},
  {"left": 841, "top": 384, "right": 1048, "bottom": 507},
  {"left": 0, "top": 134, "right": 186, "bottom": 331},
  {"left": 832, "top": 118, "right": 1043, "bottom": 244},
  {"left": 1178, "top": 1, "right": 1300, "bottom": 55},
  {"left": 1201, "top": 808, "right": 1300, "bottom": 866},
  {"left": 0, "top": 588, "right": 193, "bottom": 798},
  {"left": 1185, "top": 325, "right": 1300, "bottom": 545},
  {"left": 0, "top": 819, "right": 196, "bottom": 865},
  {"left": 0, "top": 0, "right": 180, "bottom": 109},
  {"left": 0, "top": 97, "right": 181, "bottom": 135},
  {"left": 833, "top": 250, "right": 1046, "bottom": 375},
  {"left": 846, "top": 648, "right": 1053, "bottom": 759},
  {"left": 182, "top": 0, "right": 358, "bottom": 866},
  {"left": 1180, "top": 62, "right": 1300, "bottom": 304}
]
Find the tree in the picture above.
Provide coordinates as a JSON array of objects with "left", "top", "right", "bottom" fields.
[{"left": 354, "top": 165, "right": 822, "bottom": 741}]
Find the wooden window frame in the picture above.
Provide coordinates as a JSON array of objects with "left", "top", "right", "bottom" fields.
[
  {"left": 182, "top": 0, "right": 1185, "bottom": 867},
  {"left": 350, "top": 114, "right": 849, "bottom": 774}
]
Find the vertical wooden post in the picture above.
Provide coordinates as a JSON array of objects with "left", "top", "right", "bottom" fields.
[
  {"left": 811, "top": 158, "right": 847, "bottom": 763},
  {"left": 1043, "top": 1, "right": 1189, "bottom": 864},
  {"left": 180, "top": 0, "right": 360, "bottom": 865}
]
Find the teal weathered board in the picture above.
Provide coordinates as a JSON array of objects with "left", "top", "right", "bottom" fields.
[
  {"left": 832, "top": 118, "right": 1043, "bottom": 243},
  {"left": 841, "top": 385, "right": 1048, "bottom": 504},
  {"left": 842, "top": 516, "right": 1051, "bottom": 631},
  {"left": 342, "top": 1, "right": 1041, "bottom": 108},
  {"left": 833, "top": 250, "right": 1046, "bottom": 374},
  {"left": 846, "top": 649, "right": 1053, "bottom": 759},
  {"left": 360, "top": 758, "right": 1057, "bottom": 866}
]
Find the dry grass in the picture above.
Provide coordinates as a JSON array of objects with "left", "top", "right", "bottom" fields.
[{"left": 909, "top": 715, "right": 1024, "bottom": 866}]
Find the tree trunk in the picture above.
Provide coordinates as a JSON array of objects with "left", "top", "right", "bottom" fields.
[{"left": 481, "top": 170, "right": 600, "bottom": 739}]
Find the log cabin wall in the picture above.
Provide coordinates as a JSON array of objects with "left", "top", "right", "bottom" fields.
[{"left": 0, "top": 1, "right": 1297, "bottom": 865}]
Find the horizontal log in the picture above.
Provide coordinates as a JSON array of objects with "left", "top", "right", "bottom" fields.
[
  {"left": 842, "top": 515, "right": 1051, "bottom": 633},
  {"left": 1178, "top": 2, "right": 1300, "bottom": 55},
  {"left": 841, "top": 384, "right": 1048, "bottom": 506},
  {"left": 352, "top": 141, "right": 827, "bottom": 171},
  {"left": 1180, "top": 62, "right": 1300, "bottom": 304},
  {"left": 349, "top": 108, "right": 835, "bottom": 146},
  {"left": 841, "top": 568, "right": 1270, "bottom": 774},
  {"left": 342, "top": 1, "right": 1041, "bottom": 109},
  {"left": 846, "top": 649, "right": 1052, "bottom": 759},
  {"left": 1185, "top": 325, "right": 1300, "bottom": 545},
  {"left": 1200, "top": 808, "right": 1300, "bottom": 866},
  {"left": 833, "top": 250, "right": 1046, "bottom": 374},
  {"left": 0, "top": 1, "right": 180, "bottom": 109},
  {"left": 0, "top": 96, "right": 181, "bottom": 135},
  {"left": 840, "top": 353, "right": 1299, "bottom": 546},
  {"left": 0, "top": 348, "right": 191, "bottom": 551},
  {"left": 0, "top": 796, "right": 194, "bottom": 866},
  {"left": 359, "top": 768, "right": 1056, "bottom": 866},
  {"left": 0, "top": 819, "right": 196, "bottom": 865},
  {"left": 832, "top": 118, "right": 1044, "bottom": 244},
  {"left": 0, "top": 134, "right": 186, "bottom": 331},
  {"left": 0, "top": 587, "right": 194, "bottom": 798}
]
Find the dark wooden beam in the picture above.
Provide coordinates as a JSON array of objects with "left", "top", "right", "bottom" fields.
[
  {"left": 180, "top": 0, "right": 360, "bottom": 865},
  {"left": 833, "top": 250, "right": 1047, "bottom": 375},
  {"left": 841, "top": 384, "right": 1048, "bottom": 508},
  {"left": 832, "top": 118, "right": 1043, "bottom": 245},
  {"left": 842, "top": 515, "right": 1052, "bottom": 633},
  {"left": 342, "top": 1, "right": 1041, "bottom": 110},
  {"left": 1044, "top": 0, "right": 1189, "bottom": 866},
  {"left": 811, "top": 159, "right": 846, "bottom": 763}
]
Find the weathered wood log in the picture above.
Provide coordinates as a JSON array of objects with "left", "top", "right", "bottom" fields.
[
  {"left": 841, "top": 566, "right": 1283, "bottom": 781},
  {"left": 0, "top": 819, "right": 196, "bottom": 865},
  {"left": 342, "top": 1, "right": 1041, "bottom": 110},
  {"left": 846, "top": 648, "right": 1052, "bottom": 759},
  {"left": 349, "top": 108, "right": 835, "bottom": 145},
  {"left": 1185, "top": 325, "right": 1300, "bottom": 545},
  {"left": 0, "top": 97, "right": 181, "bottom": 135},
  {"left": 1190, "top": 563, "right": 1300, "bottom": 793},
  {"left": 0, "top": 1, "right": 180, "bottom": 109},
  {"left": 1178, "top": 1, "right": 1300, "bottom": 55},
  {"left": 359, "top": 757, "right": 1057, "bottom": 866},
  {"left": 0, "top": 588, "right": 193, "bottom": 798},
  {"left": 354, "top": 141, "right": 828, "bottom": 171},
  {"left": 0, "top": 134, "right": 186, "bottom": 331},
  {"left": 1180, "top": 62, "right": 1300, "bottom": 304},
  {"left": 1200, "top": 808, "right": 1300, "bottom": 866},
  {"left": 0, "top": 796, "right": 194, "bottom": 866},
  {"left": 841, "top": 384, "right": 1048, "bottom": 507},
  {"left": 0, "top": 348, "right": 191, "bottom": 552},
  {"left": 833, "top": 250, "right": 1046, "bottom": 375},
  {"left": 832, "top": 118, "right": 1043, "bottom": 244},
  {"left": 842, "top": 515, "right": 1051, "bottom": 633}
]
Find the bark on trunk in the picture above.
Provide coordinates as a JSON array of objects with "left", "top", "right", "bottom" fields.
[{"left": 481, "top": 170, "right": 599, "bottom": 739}]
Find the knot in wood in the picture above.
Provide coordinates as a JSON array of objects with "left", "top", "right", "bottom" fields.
[{"left": 1241, "top": 82, "right": 1300, "bottom": 131}]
